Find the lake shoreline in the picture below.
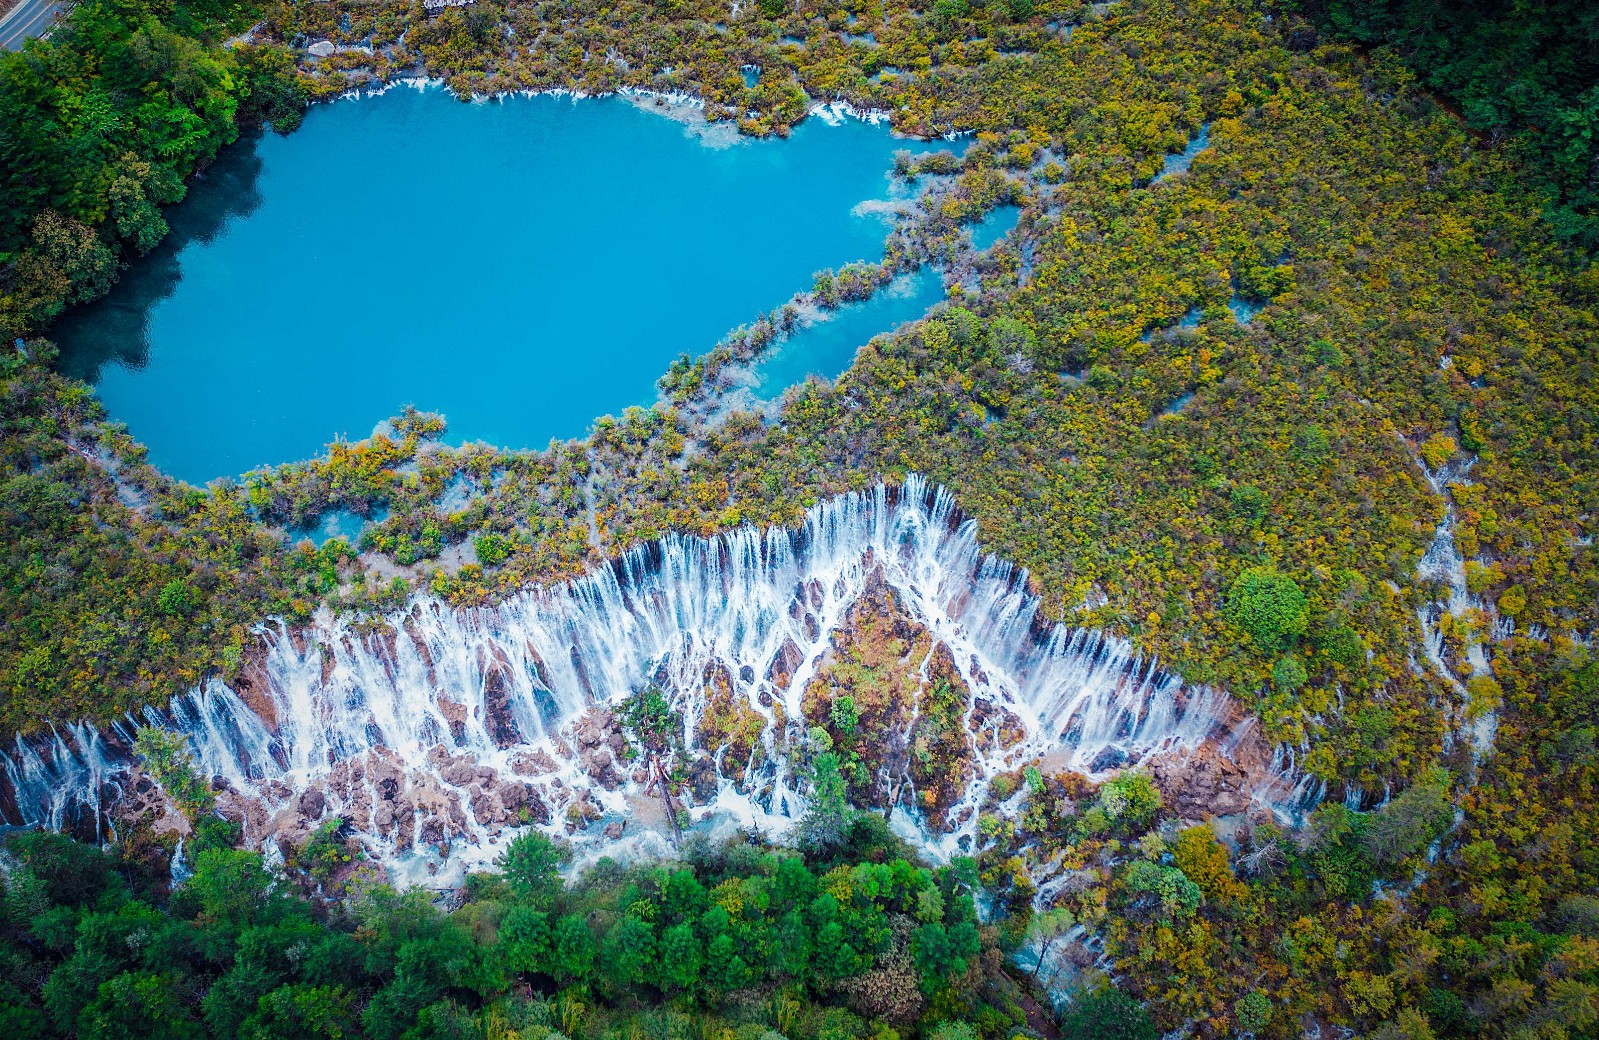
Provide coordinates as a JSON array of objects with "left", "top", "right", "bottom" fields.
[{"left": 327, "top": 72, "right": 972, "bottom": 144}]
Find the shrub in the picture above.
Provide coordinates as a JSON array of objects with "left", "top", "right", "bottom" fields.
[
  {"left": 1295, "top": 424, "right": 1331, "bottom": 461},
  {"left": 475, "top": 532, "right": 513, "bottom": 565},
  {"left": 1464, "top": 675, "right": 1503, "bottom": 720},
  {"left": 157, "top": 578, "right": 196, "bottom": 618},
  {"left": 1229, "top": 484, "right": 1267, "bottom": 525},
  {"left": 1419, "top": 433, "right": 1457, "bottom": 470},
  {"left": 933, "top": 0, "right": 971, "bottom": 26},
  {"left": 1308, "top": 338, "right": 1346, "bottom": 367},
  {"left": 929, "top": 1022, "right": 978, "bottom": 1040},
  {"left": 830, "top": 695, "right": 860, "bottom": 737},
  {"left": 1555, "top": 894, "right": 1599, "bottom": 938},
  {"left": 1096, "top": 771, "right": 1161, "bottom": 828},
  {"left": 1171, "top": 826, "right": 1246, "bottom": 903},
  {"left": 1085, "top": 364, "right": 1117, "bottom": 390}
]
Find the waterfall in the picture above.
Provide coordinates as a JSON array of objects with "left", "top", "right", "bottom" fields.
[
  {"left": 2, "top": 477, "right": 1287, "bottom": 884},
  {"left": 1413, "top": 455, "right": 1498, "bottom": 755}
]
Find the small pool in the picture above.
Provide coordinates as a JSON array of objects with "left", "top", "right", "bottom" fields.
[{"left": 970, "top": 205, "right": 1021, "bottom": 251}]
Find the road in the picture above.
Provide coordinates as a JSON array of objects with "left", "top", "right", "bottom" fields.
[{"left": 0, "top": 0, "right": 64, "bottom": 51}]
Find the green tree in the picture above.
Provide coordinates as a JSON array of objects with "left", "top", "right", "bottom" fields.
[
  {"left": 1318, "top": 625, "right": 1368, "bottom": 673},
  {"left": 497, "top": 906, "right": 552, "bottom": 975},
  {"left": 1364, "top": 772, "right": 1454, "bottom": 868},
  {"left": 1295, "top": 424, "right": 1331, "bottom": 461},
  {"left": 4, "top": 830, "right": 123, "bottom": 908},
  {"left": 549, "top": 916, "right": 596, "bottom": 985},
  {"left": 704, "top": 932, "right": 750, "bottom": 992},
  {"left": 499, "top": 832, "right": 568, "bottom": 906},
  {"left": 655, "top": 922, "right": 702, "bottom": 994},
  {"left": 186, "top": 848, "right": 281, "bottom": 933},
  {"left": 132, "top": 727, "right": 214, "bottom": 817},
  {"left": 1025, "top": 907, "right": 1076, "bottom": 980},
  {"left": 1272, "top": 654, "right": 1309, "bottom": 692},
  {"left": 238, "top": 984, "right": 360, "bottom": 1040},
  {"left": 1124, "top": 860, "right": 1203, "bottom": 921},
  {"left": 830, "top": 695, "right": 860, "bottom": 737},
  {"left": 77, "top": 972, "right": 200, "bottom": 1040},
  {"left": 1059, "top": 986, "right": 1158, "bottom": 1040},
  {"left": 1234, "top": 991, "right": 1273, "bottom": 1033},
  {"left": 1226, "top": 567, "right": 1309, "bottom": 652},
  {"left": 600, "top": 914, "right": 654, "bottom": 990},
  {"left": 933, "top": 0, "right": 971, "bottom": 27},
  {"left": 795, "top": 751, "right": 851, "bottom": 852}
]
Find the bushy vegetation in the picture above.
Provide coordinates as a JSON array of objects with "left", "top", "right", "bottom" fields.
[
  {"left": 0, "top": 342, "right": 342, "bottom": 729},
  {"left": 971, "top": 681, "right": 1599, "bottom": 1038}
]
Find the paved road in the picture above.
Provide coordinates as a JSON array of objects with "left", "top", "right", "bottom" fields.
[{"left": 0, "top": 0, "right": 64, "bottom": 51}]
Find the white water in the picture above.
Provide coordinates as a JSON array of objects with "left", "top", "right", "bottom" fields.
[
  {"left": 4, "top": 478, "right": 1277, "bottom": 885},
  {"left": 1413, "top": 455, "right": 1498, "bottom": 754}
]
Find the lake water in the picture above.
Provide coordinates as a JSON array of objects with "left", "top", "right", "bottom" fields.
[
  {"left": 54, "top": 85, "right": 944, "bottom": 483},
  {"left": 751, "top": 268, "right": 945, "bottom": 397}
]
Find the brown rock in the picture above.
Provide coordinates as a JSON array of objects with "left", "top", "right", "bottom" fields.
[
  {"left": 299, "top": 788, "right": 327, "bottom": 820},
  {"left": 481, "top": 651, "right": 524, "bottom": 748},
  {"left": 436, "top": 697, "right": 468, "bottom": 743},
  {"left": 766, "top": 637, "right": 806, "bottom": 690},
  {"left": 1147, "top": 743, "right": 1252, "bottom": 819},
  {"left": 686, "top": 755, "right": 720, "bottom": 804},
  {"left": 230, "top": 647, "right": 281, "bottom": 730},
  {"left": 509, "top": 750, "right": 559, "bottom": 777}
]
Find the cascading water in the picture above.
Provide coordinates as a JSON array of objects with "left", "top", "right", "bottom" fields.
[
  {"left": 1413, "top": 455, "right": 1498, "bottom": 755},
  {"left": 2, "top": 477, "right": 1295, "bottom": 886}
]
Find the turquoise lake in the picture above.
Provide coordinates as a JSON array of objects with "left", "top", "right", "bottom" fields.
[
  {"left": 54, "top": 86, "right": 949, "bottom": 484},
  {"left": 751, "top": 268, "right": 944, "bottom": 398}
]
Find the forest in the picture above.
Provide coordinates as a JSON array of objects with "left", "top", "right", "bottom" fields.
[
  {"left": 1, "top": 0, "right": 1597, "bottom": 1036},
  {"left": 1302, "top": 0, "right": 1599, "bottom": 248},
  {"left": 0, "top": 822, "right": 1041, "bottom": 1040}
]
